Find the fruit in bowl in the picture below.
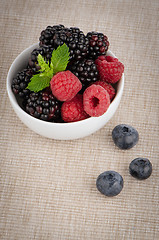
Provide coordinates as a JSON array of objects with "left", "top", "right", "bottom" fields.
[{"left": 7, "top": 24, "right": 124, "bottom": 140}]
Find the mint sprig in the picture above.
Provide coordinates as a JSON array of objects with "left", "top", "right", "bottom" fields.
[
  {"left": 37, "top": 54, "right": 53, "bottom": 78},
  {"left": 27, "top": 74, "right": 50, "bottom": 93},
  {"left": 51, "top": 43, "right": 70, "bottom": 74},
  {"left": 26, "top": 43, "right": 70, "bottom": 93}
]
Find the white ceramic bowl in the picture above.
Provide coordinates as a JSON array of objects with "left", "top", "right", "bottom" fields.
[{"left": 7, "top": 43, "right": 124, "bottom": 140}]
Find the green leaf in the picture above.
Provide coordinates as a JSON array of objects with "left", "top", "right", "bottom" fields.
[
  {"left": 26, "top": 44, "right": 70, "bottom": 93},
  {"left": 51, "top": 43, "right": 70, "bottom": 74},
  {"left": 37, "top": 54, "right": 53, "bottom": 78},
  {"left": 27, "top": 74, "right": 51, "bottom": 92}
]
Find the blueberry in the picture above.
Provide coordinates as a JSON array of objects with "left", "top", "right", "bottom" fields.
[
  {"left": 96, "top": 171, "right": 124, "bottom": 197},
  {"left": 112, "top": 124, "right": 139, "bottom": 150},
  {"left": 129, "top": 158, "right": 152, "bottom": 180}
]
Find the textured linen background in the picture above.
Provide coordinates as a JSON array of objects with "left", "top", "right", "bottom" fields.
[{"left": 0, "top": 0, "right": 159, "bottom": 239}]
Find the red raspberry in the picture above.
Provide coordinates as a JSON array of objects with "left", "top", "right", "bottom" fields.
[
  {"left": 103, "top": 56, "right": 118, "bottom": 62},
  {"left": 83, "top": 84, "right": 110, "bottom": 117},
  {"left": 92, "top": 80, "right": 115, "bottom": 100},
  {"left": 95, "top": 55, "right": 124, "bottom": 84},
  {"left": 61, "top": 94, "right": 89, "bottom": 122},
  {"left": 50, "top": 70, "right": 82, "bottom": 101}
]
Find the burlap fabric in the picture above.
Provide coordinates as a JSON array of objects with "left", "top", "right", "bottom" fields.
[{"left": 0, "top": 0, "right": 159, "bottom": 239}]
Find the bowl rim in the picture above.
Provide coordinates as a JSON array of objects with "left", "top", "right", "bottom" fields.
[{"left": 6, "top": 43, "right": 124, "bottom": 127}]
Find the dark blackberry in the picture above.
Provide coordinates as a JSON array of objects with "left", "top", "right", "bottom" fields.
[
  {"left": 28, "top": 45, "right": 54, "bottom": 72},
  {"left": 24, "top": 88, "right": 61, "bottom": 122},
  {"left": 39, "top": 25, "right": 89, "bottom": 61},
  {"left": 68, "top": 59, "right": 99, "bottom": 90},
  {"left": 39, "top": 25, "right": 65, "bottom": 46},
  {"left": 11, "top": 68, "right": 33, "bottom": 99},
  {"left": 86, "top": 31, "right": 109, "bottom": 59}
]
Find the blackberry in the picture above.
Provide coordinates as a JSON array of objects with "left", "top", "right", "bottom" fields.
[
  {"left": 86, "top": 31, "right": 109, "bottom": 59},
  {"left": 11, "top": 68, "right": 33, "bottom": 99},
  {"left": 68, "top": 58, "right": 99, "bottom": 90},
  {"left": 24, "top": 88, "right": 61, "bottom": 122},
  {"left": 39, "top": 25, "right": 89, "bottom": 61},
  {"left": 39, "top": 24, "right": 65, "bottom": 46},
  {"left": 28, "top": 45, "right": 54, "bottom": 72}
]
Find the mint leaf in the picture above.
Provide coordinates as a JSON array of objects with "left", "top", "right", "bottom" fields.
[
  {"left": 37, "top": 54, "right": 53, "bottom": 78},
  {"left": 27, "top": 74, "right": 50, "bottom": 92},
  {"left": 37, "top": 54, "right": 49, "bottom": 72},
  {"left": 26, "top": 44, "right": 70, "bottom": 93},
  {"left": 26, "top": 54, "right": 53, "bottom": 92},
  {"left": 51, "top": 43, "right": 70, "bottom": 74}
]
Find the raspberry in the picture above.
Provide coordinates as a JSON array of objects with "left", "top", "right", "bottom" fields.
[
  {"left": 92, "top": 80, "right": 115, "bottom": 101},
  {"left": 83, "top": 84, "right": 110, "bottom": 117},
  {"left": 50, "top": 70, "right": 82, "bottom": 101},
  {"left": 95, "top": 55, "right": 124, "bottom": 84},
  {"left": 61, "top": 94, "right": 89, "bottom": 122}
]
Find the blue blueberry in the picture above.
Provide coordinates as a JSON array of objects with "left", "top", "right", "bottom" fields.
[
  {"left": 129, "top": 158, "right": 152, "bottom": 180},
  {"left": 112, "top": 124, "right": 139, "bottom": 150},
  {"left": 96, "top": 171, "right": 124, "bottom": 197}
]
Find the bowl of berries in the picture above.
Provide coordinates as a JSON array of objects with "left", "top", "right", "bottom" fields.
[{"left": 7, "top": 25, "right": 124, "bottom": 140}]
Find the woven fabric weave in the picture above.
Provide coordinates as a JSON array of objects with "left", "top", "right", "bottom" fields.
[{"left": 0, "top": 0, "right": 159, "bottom": 239}]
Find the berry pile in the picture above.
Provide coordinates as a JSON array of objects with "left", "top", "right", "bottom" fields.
[
  {"left": 11, "top": 24, "right": 124, "bottom": 123},
  {"left": 11, "top": 26, "right": 153, "bottom": 199}
]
